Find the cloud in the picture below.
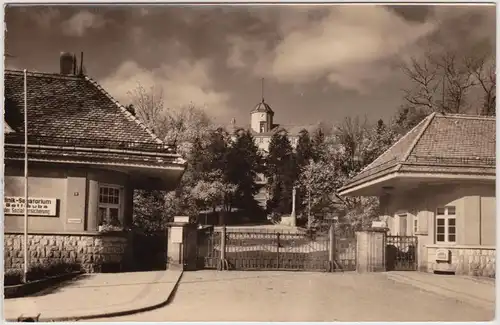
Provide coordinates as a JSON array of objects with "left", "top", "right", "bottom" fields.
[
  {"left": 61, "top": 10, "right": 107, "bottom": 37},
  {"left": 100, "top": 59, "right": 231, "bottom": 119},
  {"left": 228, "top": 6, "right": 437, "bottom": 93},
  {"left": 29, "top": 7, "right": 60, "bottom": 29},
  {"left": 226, "top": 36, "right": 267, "bottom": 69}
]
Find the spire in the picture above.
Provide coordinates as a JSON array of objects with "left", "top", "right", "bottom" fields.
[{"left": 261, "top": 77, "right": 265, "bottom": 103}]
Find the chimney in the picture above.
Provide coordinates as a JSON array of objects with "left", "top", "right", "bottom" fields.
[{"left": 60, "top": 52, "right": 74, "bottom": 75}]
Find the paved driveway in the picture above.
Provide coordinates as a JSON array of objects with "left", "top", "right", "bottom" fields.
[{"left": 90, "top": 271, "right": 494, "bottom": 322}]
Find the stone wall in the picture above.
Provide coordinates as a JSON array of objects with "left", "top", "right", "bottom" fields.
[
  {"left": 4, "top": 232, "right": 132, "bottom": 273},
  {"left": 426, "top": 245, "right": 495, "bottom": 278}
]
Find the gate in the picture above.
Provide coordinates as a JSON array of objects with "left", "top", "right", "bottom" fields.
[
  {"left": 386, "top": 235, "right": 418, "bottom": 271},
  {"left": 197, "top": 226, "right": 357, "bottom": 272}
]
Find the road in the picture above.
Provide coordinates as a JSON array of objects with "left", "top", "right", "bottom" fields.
[{"left": 90, "top": 270, "right": 494, "bottom": 322}]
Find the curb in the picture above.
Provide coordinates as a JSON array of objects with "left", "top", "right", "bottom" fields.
[
  {"left": 9, "top": 271, "right": 184, "bottom": 322},
  {"left": 386, "top": 273, "right": 495, "bottom": 309},
  {"left": 4, "top": 272, "right": 83, "bottom": 299}
]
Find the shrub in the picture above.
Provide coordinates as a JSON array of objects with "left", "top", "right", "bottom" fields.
[
  {"left": 5, "top": 261, "right": 82, "bottom": 285},
  {"left": 4, "top": 269, "right": 22, "bottom": 286}
]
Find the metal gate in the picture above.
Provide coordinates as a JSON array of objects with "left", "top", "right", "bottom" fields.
[
  {"left": 197, "top": 226, "right": 356, "bottom": 272},
  {"left": 386, "top": 235, "right": 418, "bottom": 271}
]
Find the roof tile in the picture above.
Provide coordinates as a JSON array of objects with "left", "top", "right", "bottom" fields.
[
  {"left": 343, "top": 113, "right": 496, "bottom": 188},
  {"left": 4, "top": 70, "right": 162, "bottom": 146}
]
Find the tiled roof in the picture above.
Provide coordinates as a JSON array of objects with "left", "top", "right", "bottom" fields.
[
  {"left": 4, "top": 70, "right": 184, "bottom": 167},
  {"left": 4, "top": 70, "right": 163, "bottom": 146},
  {"left": 341, "top": 113, "right": 496, "bottom": 190},
  {"left": 250, "top": 99, "right": 274, "bottom": 115}
]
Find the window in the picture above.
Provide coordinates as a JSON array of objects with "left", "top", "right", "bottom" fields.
[
  {"left": 413, "top": 217, "right": 418, "bottom": 234},
  {"left": 98, "top": 184, "right": 122, "bottom": 227},
  {"left": 259, "top": 121, "right": 266, "bottom": 133},
  {"left": 398, "top": 214, "right": 407, "bottom": 236},
  {"left": 436, "top": 206, "right": 456, "bottom": 243}
]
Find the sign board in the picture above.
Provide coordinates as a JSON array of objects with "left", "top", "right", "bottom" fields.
[
  {"left": 4, "top": 197, "right": 57, "bottom": 216},
  {"left": 67, "top": 218, "right": 82, "bottom": 224},
  {"left": 371, "top": 221, "right": 387, "bottom": 228},
  {"left": 435, "top": 249, "right": 450, "bottom": 262},
  {"left": 174, "top": 216, "right": 190, "bottom": 223},
  {"left": 171, "top": 227, "right": 183, "bottom": 244}
]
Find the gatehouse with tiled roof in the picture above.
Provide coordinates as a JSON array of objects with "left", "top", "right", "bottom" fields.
[
  {"left": 3, "top": 54, "right": 186, "bottom": 273},
  {"left": 339, "top": 112, "right": 496, "bottom": 277}
]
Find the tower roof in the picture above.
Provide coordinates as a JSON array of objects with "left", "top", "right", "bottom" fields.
[{"left": 251, "top": 99, "right": 274, "bottom": 115}]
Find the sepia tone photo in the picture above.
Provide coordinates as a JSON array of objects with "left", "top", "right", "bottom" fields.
[{"left": 2, "top": 3, "right": 496, "bottom": 322}]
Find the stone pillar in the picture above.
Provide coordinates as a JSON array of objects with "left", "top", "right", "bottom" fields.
[
  {"left": 166, "top": 216, "right": 198, "bottom": 271},
  {"left": 356, "top": 229, "right": 387, "bottom": 273}
]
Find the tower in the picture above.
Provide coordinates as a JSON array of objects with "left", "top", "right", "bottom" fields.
[{"left": 250, "top": 78, "right": 274, "bottom": 133}]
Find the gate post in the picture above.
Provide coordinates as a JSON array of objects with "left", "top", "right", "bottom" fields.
[
  {"left": 166, "top": 216, "right": 197, "bottom": 271},
  {"left": 328, "top": 224, "right": 336, "bottom": 272},
  {"left": 356, "top": 229, "right": 387, "bottom": 273}
]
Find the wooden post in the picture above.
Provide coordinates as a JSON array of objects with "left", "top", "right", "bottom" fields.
[
  {"left": 276, "top": 233, "right": 281, "bottom": 269},
  {"left": 220, "top": 225, "right": 227, "bottom": 270},
  {"left": 328, "top": 224, "right": 335, "bottom": 272}
]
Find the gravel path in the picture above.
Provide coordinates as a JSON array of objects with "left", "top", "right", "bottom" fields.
[{"left": 90, "top": 271, "right": 494, "bottom": 322}]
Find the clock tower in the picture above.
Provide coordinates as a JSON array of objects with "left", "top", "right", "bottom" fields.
[{"left": 250, "top": 78, "right": 274, "bottom": 133}]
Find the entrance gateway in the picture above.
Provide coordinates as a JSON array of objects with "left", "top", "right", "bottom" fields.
[{"left": 197, "top": 226, "right": 357, "bottom": 272}]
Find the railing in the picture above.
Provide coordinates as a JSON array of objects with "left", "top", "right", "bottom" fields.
[
  {"left": 4, "top": 134, "right": 177, "bottom": 154},
  {"left": 386, "top": 235, "right": 418, "bottom": 271},
  {"left": 198, "top": 226, "right": 357, "bottom": 272}
]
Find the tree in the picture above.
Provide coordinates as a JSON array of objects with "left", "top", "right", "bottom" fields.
[
  {"left": 226, "top": 128, "right": 263, "bottom": 214},
  {"left": 298, "top": 159, "right": 343, "bottom": 228},
  {"left": 190, "top": 171, "right": 237, "bottom": 225},
  {"left": 311, "top": 126, "right": 326, "bottom": 162},
  {"left": 294, "top": 129, "right": 314, "bottom": 216},
  {"left": 127, "top": 83, "right": 216, "bottom": 231},
  {"left": 390, "top": 105, "right": 428, "bottom": 137},
  {"left": 295, "top": 129, "right": 314, "bottom": 169},
  {"left": 311, "top": 117, "right": 387, "bottom": 231},
  {"left": 265, "top": 129, "right": 297, "bottom": 216},
  {"left": 401, "top": 49, "right": 496, "bottom": 116},
  {"left": 465, "top": 55, "right": 496, "bottom": 116},
  {"left": 163, "top": 104, "right": 213, "bottom": 157},
  {"left": 127, "top": 83, "right": 167, "bottom": 138},
  {"left": 366, "top": 119, "right": 396, "bottom": 161}
]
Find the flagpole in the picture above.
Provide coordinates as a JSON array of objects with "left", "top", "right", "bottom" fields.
[{"left": 23, "top": 69, "right": 29, "bottom": 283}]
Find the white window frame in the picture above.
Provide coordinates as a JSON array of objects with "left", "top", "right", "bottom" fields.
[
  {"left": 259, "top": 121, "right": 266, "bottom": 133},
  {"left": 98, "top": 184, "right": 124, "bottom": 227},
  {"left": 435, "top": 206, "right": 456, "bottom": 244},
  {"left": 413, "top": 216, "right": 418, "bottom": 235}
]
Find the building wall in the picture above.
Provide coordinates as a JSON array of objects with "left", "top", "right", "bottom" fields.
[
  {"left": 4, "top": 163, "right": 133, "bottom": 233},
  {"left": 4, "top": 232, "right": 131, "bottom": 273},
  {"left": 251, "top": 112, "right": 270, "bottom": 133},
  {"left": 381, "top": 182, "right": 496, "bottom": 274},
  {"left": 425, "top": 244, "right": 495, "bottom": 277},
  {"left": 254, "top": 135, "right": 299, "bottom": 153}
]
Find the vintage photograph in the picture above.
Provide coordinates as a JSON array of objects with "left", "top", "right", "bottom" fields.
[{"left": 3, "top": 3, "right": 496, "bottom": 322}]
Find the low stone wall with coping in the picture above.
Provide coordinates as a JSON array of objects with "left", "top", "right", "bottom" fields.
[
  {"left": 4, "top": 231, "right": 132, "bottom": 273},
  {"left": 426, "top": 245, "right": 495, "bottom": 278}
]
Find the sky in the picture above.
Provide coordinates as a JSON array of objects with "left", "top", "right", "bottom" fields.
[{"left": 4, "top": 4, "right": 496, "bottom": 127}]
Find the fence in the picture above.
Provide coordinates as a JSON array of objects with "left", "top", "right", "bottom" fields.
[
  {"left": 197, "top": 226, "right": 356, "bottom": 272},
  {"left": 386, "top": 235, "right": 418, "bottom": 271}
]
